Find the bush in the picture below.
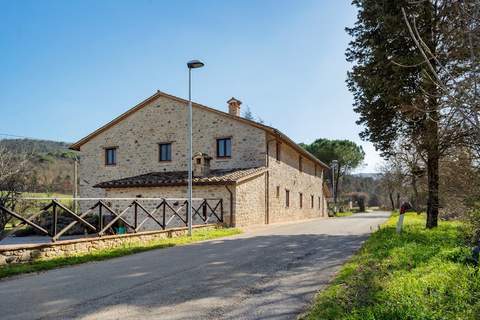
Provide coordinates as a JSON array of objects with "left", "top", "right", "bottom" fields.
[
  {"left": 348, "top": 192, "right": 370, "bottom": 212},
  {"left": 463, "top": 204, "right": 480, "bottom": 244}
]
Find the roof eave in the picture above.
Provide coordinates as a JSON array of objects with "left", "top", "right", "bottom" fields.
[{"left": 96, "top": 180, "right": 237, "bottom": 189}]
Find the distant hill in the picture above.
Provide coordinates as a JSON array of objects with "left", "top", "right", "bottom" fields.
[
  {"left": 0, "top": 139, "right": 76, "bottom": 161},
  {"left": 0, "top": 138, "right": 78, "bottom": 194},
  {"left": 352, "top": 172, "right": 381, "bottom": 179}
]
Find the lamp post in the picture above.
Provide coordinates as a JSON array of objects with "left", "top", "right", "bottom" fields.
[
  {"left": 331, "top": 160, "right": 338, "bottom": 213},
  {"left": 187, "top": 60, "right": 204, "bottom": 236}
]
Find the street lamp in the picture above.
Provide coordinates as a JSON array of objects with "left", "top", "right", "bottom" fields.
[
  {"left": 187, "top": 60, "right": 204, "bottom": 236},
  {"left": 331, "top": 160, "right": 338, "bottom": 213}
]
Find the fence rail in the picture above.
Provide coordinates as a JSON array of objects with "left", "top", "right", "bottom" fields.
[{"left": 0, "top": 198, "right": 223, "bottom": 243}]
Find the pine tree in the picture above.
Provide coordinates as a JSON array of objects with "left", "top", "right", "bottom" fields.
[
  {"left": 243, "top": 106, "right": 254, "bottom": 121},
  {"left": 346, "top": 0, "right": 448, "bottom": 228}
]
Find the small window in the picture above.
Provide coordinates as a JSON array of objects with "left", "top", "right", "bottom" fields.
[
  {"left": 159, "top": 143, "right": 172, "bottom": 161},
  {"left": 105, "top": 147, "right": 117, "bottom": 166},
  {"left": 217, "top": 138, "right": 232, "bottom": 158},
  {"left": 311, "top": 195, "right": 314, "bottom": 208},
  {"left": 276, "top": 186, "right": 280, "bottom": 198},
  {"left": 299, "top": 156, "right": 303, "bottom": 172},
  {"left": 299, "top": 193, "right": 303, "bottom": 208},
  {"left": 318, "top": 196, "right": 322, "bottom": 210},
  {"left": 285, "top": 189, "right": 290, "bottom": 208},
  {"left": 276, "top": 141, "right": 281, "bottom": 161}
]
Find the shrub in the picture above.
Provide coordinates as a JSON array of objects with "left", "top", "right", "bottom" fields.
[
  {"left": 463, "top": 204, "right": 480, "bottom": 244},
  {"left": 348, "top": 192, "right": 370, "bottom": 212}
]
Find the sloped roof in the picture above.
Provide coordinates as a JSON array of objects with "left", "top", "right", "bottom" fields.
[
  {"left": 70, "top": 90, "right": 329, "bottom": 169},
  {"left": 94, "top": 167, "right": 266, "bottom": 189}
]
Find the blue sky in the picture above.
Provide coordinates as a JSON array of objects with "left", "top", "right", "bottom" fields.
[{"left": 0, "top": 0, "right": 382, "bottom": 172}]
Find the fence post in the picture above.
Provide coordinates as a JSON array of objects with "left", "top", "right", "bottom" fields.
[
  {"left": 220, "top": 199, "right": 223, "bottom": 223},
  {"left": 52, "top": 202, "right": 58, "bottom": 237},
  {"left": 162, "top": 200, "right": 166, "bottom": 230},
  {"left": 134, "top": 201, "right": 138, "bottom": 230},
  {"left": 203, "top": 200, "right": 207, "bottom": 224},
  {"left": 99, "top": 203, "right": 103, "bottom": 233}
]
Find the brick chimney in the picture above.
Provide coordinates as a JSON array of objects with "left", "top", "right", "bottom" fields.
[
  {"left": 227, "top": 97, "right": 242, "bottom": 117},
  {"left": 192, "top": 152, "right": 212, "bottom": 177}
]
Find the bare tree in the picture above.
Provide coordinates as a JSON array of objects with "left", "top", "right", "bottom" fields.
[
  {"left": 0, "top": 147, "right": 31, "bottom": 230},
  {"left": 392, "top": 142, "right": 426, "bottom": 212},
  {"left": 439, "top": 147, "right": 480, "bottom": 218},
  {"left": 379, "top": 161, "right": 406, "bottom": 211},
  {"left": 402, "top": 1, "right": 480, "bottom": 142}
]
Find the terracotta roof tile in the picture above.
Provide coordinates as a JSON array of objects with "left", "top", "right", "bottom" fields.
[{"left": 94, "top": 167, "right": 266, "bottom": 189}]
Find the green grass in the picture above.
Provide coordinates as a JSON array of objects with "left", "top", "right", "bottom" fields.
[
  {"left": 303, "top": 213, "right": 480, "bottom": 320},
  {"left": 335, "top": 211, "right": 354, "bottom": 217},
  {"left": 22, "top": 192, "right": 70, "bottom": 198},
  {"left": 21, "top": 192, "right": 72, "bottom": 207},
  {"left": 0, "top": 227, "right": 241, "bottom": 280}
]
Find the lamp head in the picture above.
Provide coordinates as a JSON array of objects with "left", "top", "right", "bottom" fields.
[{"left": 187, "top": 60, "right": 205, "bottom": 69}]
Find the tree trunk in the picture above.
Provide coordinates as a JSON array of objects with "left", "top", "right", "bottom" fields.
[
  {"left": 359, "top": 199, "right": 366, "bottom": 212},
  {"left": 396, "top": 193, "right": 401, "bottom": 209},
  {"left": 424, "top": 78, "right": 440, "bottom": 228},
  {"left": 426, "top": 146, "right": 439, "bottom": 228},
  {"left": 389, "top": 192, "right": 395, "bottom": 211},
  {"left": 423, "top": 0, "right": 440, "bottom": 229},
  {"left": 0, "top": 204, "right": 12, "bottom": 232},
  {"left": 425, "top": 99, "right": 440, "bottom": 228},
  {"left": 411, "top": 175, "right": 420, "bottom": 213}
]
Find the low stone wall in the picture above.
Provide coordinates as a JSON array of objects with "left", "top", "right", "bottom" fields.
[{"left": 0, "top": 224, "right": 216, "bottom": 266}]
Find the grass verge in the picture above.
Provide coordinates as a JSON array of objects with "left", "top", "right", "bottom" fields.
[
  {"left": 335, "top": 211, "right": 354, "bottom": 217},
  {"left": 303, "top": 212, "right": 480, "bottom": 320},
  {"left": 0, "top": 227, "right": 241, "bottom": 280}
]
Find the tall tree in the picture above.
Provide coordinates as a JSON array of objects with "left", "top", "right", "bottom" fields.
[
  {"left": 346, "top": 0, "right": 472, "bottom": 227},
  {"left": 301, "top": 139, "right": 365, "bottom": 202}
]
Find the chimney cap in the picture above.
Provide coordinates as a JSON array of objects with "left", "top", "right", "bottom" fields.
[{"left": 227, "top": 97, "right": 242, "bottom": 105}]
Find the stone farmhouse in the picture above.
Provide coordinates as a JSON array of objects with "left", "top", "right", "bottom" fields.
[{"left": 70, "top": 91, "right": 329, "bottom": 227}]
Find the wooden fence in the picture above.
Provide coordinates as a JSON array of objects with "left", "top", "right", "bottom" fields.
[{"left": 0, "top": 198, "right": 223, "bottom": 243}]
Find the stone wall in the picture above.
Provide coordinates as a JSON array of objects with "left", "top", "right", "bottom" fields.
[
  {"left": 78, "top": 95, "right": 266, "bottom": 205},
  {"left": 0, "top": 224, "right": 215, "bottom": 266},
  {"left": 266, "top": 135, "right": 327, "bottom": 223},
  {"left": 234, "top": 173, "right": 266, "bottom": 227}
]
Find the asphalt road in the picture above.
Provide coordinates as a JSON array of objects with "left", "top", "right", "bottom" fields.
[{"left": 0, "top": 211, "right": 390, "bottom": 320}]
